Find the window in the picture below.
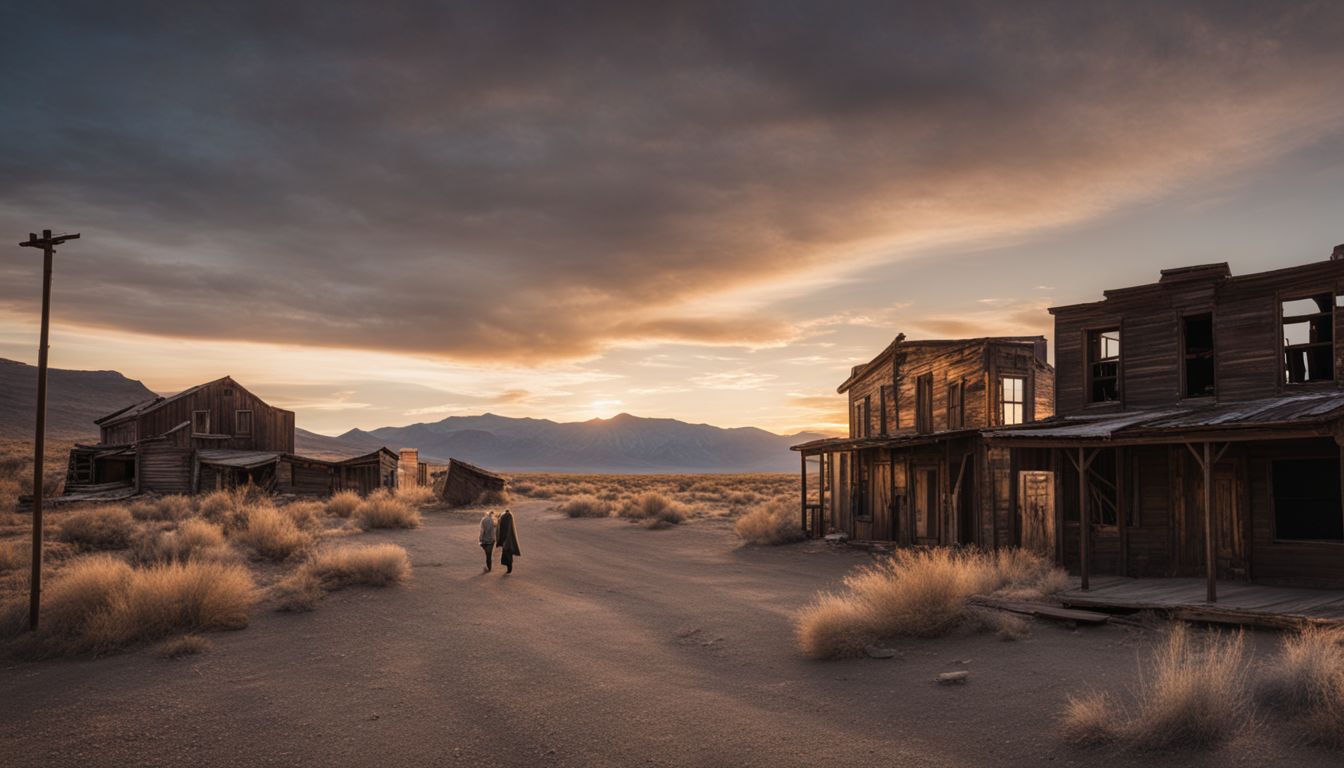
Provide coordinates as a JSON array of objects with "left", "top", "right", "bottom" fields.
[
  {"left": 863, "top": 395, "right": 872, "bottom": 438},
  {"left": 916, "top": 374, "right": 933, "bottom": 434},
  {"left": 1182, "top": 313, "right": 1215, "bottom": 397},
  {"left": 1272, "top": 458, "right": 1343, "bottom": 541},
  {"left": 946, "top": 381, "right": 964, "bottom": 430},
  {"left": 879, "top": 385, "right": 889, "bottom": 436},
  {"left": 851, "top": 402, "right": 862, "bottom": 438},
  {"left": 192, "top": 410, "right": 211, "bottom": 434},
  {"left": 857, "top": 461, "right": 871, "bottom": 520},
  {"left": 1283, "top": 294, "right": 1334, "bottom": 383},
  {"left": 1087, "top": 328, "right": 1121, "bottom": 402},
  {"left": 1000, "top": 376, "right": 1025, "bottom": 426},
  {"left": 235, "top": 410, "right": 253, "bottom": 436}
]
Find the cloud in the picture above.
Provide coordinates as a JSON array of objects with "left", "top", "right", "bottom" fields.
[
  {"left": 690, "top": 371, "right": 778, "bottom": 390},
  {"left": 2, "top": 1, "right": 1343, "bottom": 364}
]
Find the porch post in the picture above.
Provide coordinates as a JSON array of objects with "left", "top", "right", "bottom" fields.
[
  {"left": 800, "top": 452, "right": 809, "bottom": 538},
  {"left": 1203, "top": 441, "right": 1217, "bottom": 603},
  {"left": 1079, "top": 446, "right": 1090, "bottom": 591}
]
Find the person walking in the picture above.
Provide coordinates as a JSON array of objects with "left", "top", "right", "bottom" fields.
[
  {"left": 479, "top": 510, "right": 496, "bottom": 573},
  {"left": 495, "top": 507, "right": 521, "bottom": 574}
]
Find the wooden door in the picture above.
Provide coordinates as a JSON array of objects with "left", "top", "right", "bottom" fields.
[
  {"left": 873, "top": 461, "right": 892, "bottom": 541},
  {"left": 1018, "top": 471, "right": 1055, "bottom": 557},
  {"left": 1213, "top": 461, "right": 1245, "bottom": 578},
  {"left": 913, "top": 467, "right": 938, "bottom": 543}
]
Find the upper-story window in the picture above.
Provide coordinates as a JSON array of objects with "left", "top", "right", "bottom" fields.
[
  {"left": 192, "top": 410, "right": 211, "bottom": 434},
  {"left": 946, "top": 381, "right": 964, "bottom": 429},
  {"left": 916, "top": 374, "right": 933, "bottom": 434},
  {"left": 862, "top": 395, "right": 872, "bottom": 438},
  {"left": 1001, "top": 376, "right": 1026, "bottom": 425},
  {"left": 1087, "top": 328, "right": 1121, "bottom": 402},
  {"left": 235, "top": 410, "right": 253, "bottom": 436},
  {"left": 879, "top": 385, "right": 889, "bottom": 436},
  {"left": 1182, "top": 313, "right": 1215, "bottom": 397},
  {"left": 1283, "top": 294, "right": 1334, "bottom": 384}
]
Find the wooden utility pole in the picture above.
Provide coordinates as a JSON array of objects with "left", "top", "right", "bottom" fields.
[{"left": 18, "top": 228, "right": 80, "bottom": 631}]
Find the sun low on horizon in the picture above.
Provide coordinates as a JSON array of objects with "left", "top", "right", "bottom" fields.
[{"left": 3, "top": 2, "right": 1344, "bottom": 440}]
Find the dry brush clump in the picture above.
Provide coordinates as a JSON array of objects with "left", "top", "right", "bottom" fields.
[
  {"left": 735, "top": 498, "right": 805, "bottom": 545},
  {"left": 395, "top": 485, "right": 437, "bottom": 507},
  {"left": 0, "top": 539, "right": 28, "bottom": 572},
  {"left": 12, "top": 553, "right": 256, "bottom": 656},
  {"left": 57, "top": 505, "right": 136, "bottom": 551},
  {"left": 154, "top": 633, "right": 213, "bottom": 659},
  {"left": 128, "top": 495, "right": 195, "bottom": 522},
  {"left": 274, "top": 543, "right": 411, "bottom": 611},
  {"left": 325, "top": 490, "right": 363, "bottom": 518},
  {"left": 355, "top": 495, "right": 422, "bottom": 530},
  {"left": 1258, "top": 625, "right": 1344, "bottom": 746},
  {"left": 231, "top": 504, "right": 314, "bottom": 561},
  {"left": 619, "top": 492, "right": 690, "bottom": 528},
  {"left": 132, "top": 519, "right": 234, "bottom": 564},
  {"left": 1059, "top": 625, "right": 1252, "bottom": 750},
  {"left": 795, "top": 548, "right": 1066, "bottom": 659},
  {"left": 558, "top": 495, "right": 614, "bottom": 518}
]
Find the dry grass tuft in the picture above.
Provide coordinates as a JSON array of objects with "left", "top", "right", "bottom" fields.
[
  {"left": 325, "top": 490, "right": 363, "bottom": 518},
  {"left": 133, "top": 519, "right": 233, "bottom": 564},
  {"left": 1259, "top": 625, "right": 1344, "bottom": 746},
  {"left": 796, "top": 548, "right": 1065, "bottom": 658},
  {"left": 619, "top": 492, "right": 689, "bottom": 527},
  {"left": 355, "top": 496, "right": 422, "bottom": 530},
  {"left": 231, "top": 504, "right": 314, "bottom": 561},
  {"left": 1127, "top": 625, "right": 1252, "bottom": 748},
  {"left": 0, "top": 539, "right": 28, "bottom": 572},
  {"left": 476, "top": 488, "right": 510, "bottom": 506},
  {"left": 559, "top": 495, "right": 613, "bottom": 518},
  {"left": 395, "top": 485, "right": 437, "bottom": 507},
  {"left": 129, "top": 495, "right": 195, "bottom": 521},
  {"left": 35, "top": 554, "right": 256, "bottom": 655},
  {"left": 57, "top": 506, "right": 136, "bottom": 551},
  {"left": 1060, "top": 692, "right": 1122, "bottom": 746},
  {"left": 281, "top": 500, "right": 327, "bottom": 532},
  {"left": 275, "top": 543, "right": 411, "bottom": 611},
  {"left": 735, "top": 499, "right": 805, "bottom": 545},
  {"left": 196, "top": 487, "right": 269, "bottom": 532},
  {"left": 154, "top": 633, "right": 213, "bottom": 659},
  {"left": 965, "top": 605, "right": 1031, "bottom": 641}
]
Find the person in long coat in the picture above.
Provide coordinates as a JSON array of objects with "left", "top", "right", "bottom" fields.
[
  {"left": 478, "top": 510, "right": 496, "bottom": 573},
  {"left": 495, "top": 508, "right": 521, "bottom": 574}
]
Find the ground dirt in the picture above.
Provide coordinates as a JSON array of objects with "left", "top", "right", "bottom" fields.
[{"left": 0, "top": 500, "right": 1335, "bottom": 767}]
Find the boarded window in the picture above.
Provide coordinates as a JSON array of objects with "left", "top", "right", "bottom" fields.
[
  {"left": 1088, "top": 328, "right": 1121, "bottom": 402},
  {"left": 1283, "top": 295, "right": 1334, "bottom": 384},
  {"left": 1182, "top": 313, "right": 1215, "bottom": 397},
  {"left": 916, "top": 374, "right": 933, "bottom": 434},
  {"left": 1272, "top": 458, "right": 1343, "bottom": 541},
  {"left": 235, "top": 410, "right": 253, "bottom": 436},
  {"left": 946, "top": 381, "right": 964, "bottom": 430},
  {"left": 192, "top": 410, "right": 210, "bottom": 434},
  {"left": 1000, "top": 376, "right": 1025, "bottom": 426}
]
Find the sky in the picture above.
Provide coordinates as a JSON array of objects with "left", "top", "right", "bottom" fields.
[{"left": 2, "top": 1, "right": 1343, "bottom": 437}]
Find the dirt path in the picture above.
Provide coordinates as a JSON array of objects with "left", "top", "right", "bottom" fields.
[{"left": 0, "top": 501, "right": 1335, "bottom": 767}]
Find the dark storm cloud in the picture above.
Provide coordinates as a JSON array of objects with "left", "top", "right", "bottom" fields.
[{"left": 2, "top": 1, "right": 1342, "bottom": 360}]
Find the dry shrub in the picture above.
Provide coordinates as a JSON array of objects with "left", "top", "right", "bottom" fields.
[
  {"left": 196, "top": 488, "right": 268, "bottom": 532},
  {"left": 281, "top": 500, "right": 327, "bottom": 532},
  {"left": 325, "top": 490, "right": 362, "bottom": 519},
  {"left": 232, "top": 504, "right": 314, "bottom": 561},
  {"left": 154, "top": 634, "right": 212, "bottom": 659},
  {"left": 1259, "top": 625, "right": 1344, "bottom": 746},
  {"left": 796, "top": 548, "right": 1065, "bottom": 658},
  {"left": 355, "top": 496, "right": 422, "bottom": 530},
  {"left": 275, "top": 544, "right": 411, "bottom": 611},
  {"left": 0, "top": 539, "right": 28, "bottom": 572},
  {"left": 133, "top": 519, "right": 233, "bottom": 564},
  {"left": 476, "top": 488, "right": 509, "bottom": 506},
  {"left": 57, "top": 506, "right": 136, "bottom": 551},
  {"left": 129, "top": 495, "right": 194, "bottom": 521},
  {"left": 36, "top": 554, "right": 255, "bottom": 654},
  {"left": 619, "top": 493, "right": 688, "bottom": 527},
  {"left": 395, "top": 485, "right": 437, "bottom": 507},
  {"left": 1060, "top": 692, "right": 1121, "bottom": 746},
  {"left": 559, "top": 495, "right": 613, "bottom": 518},
  {"left": 510, "top": 481, "right": 536, "bottom": 496},
  {"left": 1127, "top": 626, "right": 1252, "bottom": 749},
  {"left": 735, "top": 499, "right": 805, "bottom": 545}
]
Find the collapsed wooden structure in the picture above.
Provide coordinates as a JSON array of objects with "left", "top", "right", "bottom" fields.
[
  {"left": 796, "top": 249, "right": 1344, "bottom": 596},
  {"left": 437, "top": 458, "right": 506, "bottom": 507},
  {"left": 65, "top": 376, "right": 400, "bottom": 497}
]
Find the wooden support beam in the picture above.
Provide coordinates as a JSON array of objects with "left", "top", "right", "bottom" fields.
[
  {"left": 800, "top": 451, "right": 808, "bottom": 538},
  {"left": 1079, "top": 447, "right": 1090, "bottom": 591},
  {"left": 1203, "top": 441, "right": 1217, "bottom": 603}
]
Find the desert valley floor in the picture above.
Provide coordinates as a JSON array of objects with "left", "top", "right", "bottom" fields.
[{"left": 1, "top": 500, "right": 1338, "bottom": 768}]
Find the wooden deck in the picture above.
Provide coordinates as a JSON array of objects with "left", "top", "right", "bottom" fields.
[{"left": 1059, "top": 576, "right": 1344, "bottom": 628}]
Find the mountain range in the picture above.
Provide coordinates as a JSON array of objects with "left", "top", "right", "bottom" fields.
[{"left": 0, "top": 358, "right": 824, "bottom": 471}]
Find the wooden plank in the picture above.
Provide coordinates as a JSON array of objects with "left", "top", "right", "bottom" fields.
[{"left": 970, "top": 596, "right": 1111, "bottom": 624}]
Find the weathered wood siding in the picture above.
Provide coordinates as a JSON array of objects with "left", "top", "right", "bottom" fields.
[
  {"left": 102, "top": 377, "right": 295, "bottom": 453},
  {"left": 138, "top": 442, "right": 192, "bottom": 494}
]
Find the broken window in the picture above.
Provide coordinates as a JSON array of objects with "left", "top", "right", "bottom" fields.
[
  {"left": 1000, "top": 376, "right": 1025, "bottom": 426},
  {"left": 1272, "top": 458, "right": 1343, "bottom": 541},
  {"left": 1087, "top": 449, "right": 1118, "bottom": 527},
  {"left": 235, "top": 410, "right": 253, "bottom": 436},
  {"left": 1283, "top": 294, "right": 1334, "bottom": 384},
  {"left": 192, "top": 410, "right": 210, "bottom": 434},
  {"left": 1183, "top": 313, "right": 1215, "bottom": 397},
  {"left": 916, "top": 374, "right": 933, "bottom": 434},
  {"left": 1087, "top": 328, "right": 1121, "bottom": 402},
  {"left": 947, "top": 381, "right": 964, "bottom": 430}
]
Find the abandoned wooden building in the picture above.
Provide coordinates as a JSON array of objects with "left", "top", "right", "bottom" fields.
[
  {"left": 65, "top": 376, "right": 400, "bottom": 497},
  {"left": 989, "top": 252, "right": 1344, "bottom": 594},
  {"left": 437, "top": 458, "right": 506, "bottom": 507},
  {"left": 791, "top": 336, "right": 1055, "bottom": 545}
]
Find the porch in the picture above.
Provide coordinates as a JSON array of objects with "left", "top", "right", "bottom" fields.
[{"left": 1060, "top": 575, "right": 1344, "bottom": 627}]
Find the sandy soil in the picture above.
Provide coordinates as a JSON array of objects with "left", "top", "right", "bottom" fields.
[{"left": 0, "top": 499, "right": 1336, "bottom": 767}]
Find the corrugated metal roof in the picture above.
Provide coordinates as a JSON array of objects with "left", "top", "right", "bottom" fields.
[
  {"left": 196, "top": 449, "right": 282, "bottom": 469},
  {"left": 791, "top": 429, "right": 981, "bottom": 452}
]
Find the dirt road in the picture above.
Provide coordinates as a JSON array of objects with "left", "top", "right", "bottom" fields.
[{"left": 0, "top": 501, "right": 1333, "bottom": 767}]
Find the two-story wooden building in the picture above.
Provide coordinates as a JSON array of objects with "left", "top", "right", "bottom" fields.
[
  {"left": 66, "top": 376, "right": 400, "bottom": 497},
  {"left": 792, "top": 336, "right": 1054, "bottom": 547},
  {"left": 990, "top": 251, "right": 1344, "bottom": 594}
]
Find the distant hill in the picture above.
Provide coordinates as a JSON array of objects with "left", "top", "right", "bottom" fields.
[
  {"left": 339, "top": 412, "right": 826, "bottom": 472},
  {"left": 0, "top": 358, "right": 158, "bottom": 441}
]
